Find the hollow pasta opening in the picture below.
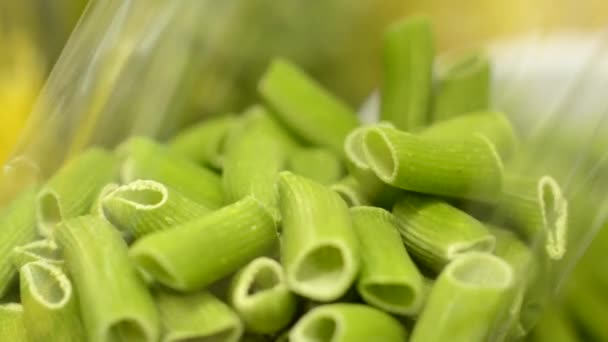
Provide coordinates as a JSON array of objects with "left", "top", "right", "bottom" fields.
[
  {"left": 300, "top": 314, "right": 337, "bottom": 342},
  {"left": 106, "top": 319, "right": 148, "bottom": 342},
  {"left": 364, "top": 129, "right": 396, "bottom": 181},
  {"left": 363, "top": 283, "right": 416, "bottom": 310},
  {"left": 294, "top": 244, "right": 347, "bottom": 290},
  {"left": 38, "top": 191, "right": 62, "bottom": 228},
  {"left": 247, "top": 265, "right": 280, "bottom": 296},
  {"left": 27, "top": 263, "right": 67, "bottom": 305},
  {"left": 448, "top": 253, "right": 512, "bottom": 288}
]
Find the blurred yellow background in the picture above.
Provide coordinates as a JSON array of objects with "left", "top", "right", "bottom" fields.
[{"left": 3, "top": 0, "right": 608, "bottom": 164}]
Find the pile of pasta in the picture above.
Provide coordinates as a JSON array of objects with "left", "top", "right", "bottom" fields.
[{"left": 0, "top": 16, "right": 567, "bottom": 342}]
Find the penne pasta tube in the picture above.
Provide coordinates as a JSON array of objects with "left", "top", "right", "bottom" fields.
[
  {"left": 102, "top": 179, "right": 210, "bottom": 238},
  {"left": 20, "top": 261, "right": 85, "bottom": 342},
  {"left": 56, "top": 216, "right": 159, "bottom": 342},
  {"left": 36, "top": 148, "right": 118, "bottom": 237},
  {"left": 130, "top": 196, "right": 277, "bottom": 291},
  {"left": 363, "top": 125, "right": 503, "bottom": 200},
  {"left": 421, "top": 110, "right": 517, "bottom": 159},
  {"left": 118, "top": 137, "right": 223, "bottom": 209},
  {"left": 278, "top": 171, "right": 359, "bottom": 302},
  {"left": 410, "top": 252, "right": 514, "bottom": 342},
  {"left": 223, "top": 106, "right": 296, "bottom": 220},
  {"left": 290, "top": 303, "right": 407, "bottom": 342},
  {"left": 228, "top": 257, "right": 297, "bottom": 334},
  {"left": 155, "top": 290, "right": 243, "bottom": 342},
  {"left": 351, "top": 206, "right": 425, "bottom": 315},
  {"left": 380, "top": 16, "right": 433, "bottom": 131},
  {"left": 259, "top": 59, "right": 359, "bottom": 157},
  {"left": 392, "top": 193, "right": 495, "bottom": 271}
]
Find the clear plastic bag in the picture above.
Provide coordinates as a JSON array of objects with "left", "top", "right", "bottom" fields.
[{"left": 2, "top": 1, "right": 607, "bottom": 340}]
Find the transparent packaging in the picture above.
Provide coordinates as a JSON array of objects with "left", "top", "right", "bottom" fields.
[{"left": 2, "top": 0, "right": 607, "bottom": 340}]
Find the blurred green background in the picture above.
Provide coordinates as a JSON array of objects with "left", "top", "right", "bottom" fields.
[{"left": 1, "top": 1, "right": 607, "bottom": 341}]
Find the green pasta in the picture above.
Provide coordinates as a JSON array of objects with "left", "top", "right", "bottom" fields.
[
  {"left": 287, "top": 147, "right": 344, "bottom": 185},
  {"left": 351, "top": 207, "right": 424, "bottom": 315},
  {"left": 12, "top": 239, "right": 63, "bottom": 269},
  {"left": 155, "top": 290, "right": 243, "bottom": 342},
  {"left": 0, "top": 304, "right": 28, "bottom": 342},
  {"left": 20, "top": 261, "right": 85, "bottom": 342},
  {"left": 36, "top": 148, "right": 118, "bottom": 237},
  {"left": 363, "top": 125, "right": 503, "bottom": 200},
  {"left": 223, "top": 106, "right": 296, "bottom": 220},
  {"left": 498, "top": 174, "right": 568, "bottom": 259},
  {"left": 130, "top": 196, "right": 277, "bottom": 291},
  {"left": 118, "top": 137, "right": 223, "bottom": 209},
  {"left": 259, "top": 59, "right": 359, "bottom": 156},
  {"left": 410, "top": 252, "right": 514, "bottom": 342},
  {"left": 56, "top": 215, "right": 159, "bottom": 342},
  {"left": 290, "top": 303, "right": 407, "bottom": 342},
  {"left": 380, "top": 15, "right": 433, "bottom": 131},
  {"left": 0, "top": 185, "right": 39, "bottom": 297},
  {"left": 102, "top": 180, "right": 210, "bottom": 238},
  {"left": 343, "top": 125, "right": 401, "bottom": 207},
  {"left": 278, "top": 171, "right": 359, "bottom": 301},
  {"left": 228, "top": 257, "right": 297, "bottom": 334},
  {"left": 392, "top": 193, "right": 495, "bottom": 271},
  {"left": 490, "top": 226, "right": 535, "bottom": 284},
  {"left": 432, "top": 52, "right": 491, "bottom": 122},
  {"left": 90, "top": 183, "right": 119, "bottom": 218},
  {"left": 488, "top": 226, "right": 536, "bottom": 341},
  {"left": 420, "top": 110, "right": 518, "bottom": 159},
  {"left": 169, "top": 115, "right": 237, "bottom": 169},
  {"left": 330, "top": 176, "right": 370, "bottom": 207}
]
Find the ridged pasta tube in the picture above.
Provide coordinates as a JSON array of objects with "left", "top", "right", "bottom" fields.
[
  {"left": 228, "top": 257, "right": 297, "bottom": 334},
  {"left": 102, "top": 180, "right": 210, "bottom": 238},
  {"left": 155, "top": 290, "right": 243, "bottom": 342},
  {"left": 290, "top": 304, "right": 407, "bottom": 342},
  {"left": 421, "top": 110, "right": 517, "bottom": 159},
  {"left": 380, "top": 16, "right": 433, "bottom": 131},
  {"left": 392, "top": 193, "right": 495, "bottom": 271},
  {"left": 20, "top": 261, "right": 85, "bottom": 342},
  {"left": 222, "top": 106, "right": 296, "bottom": 220},
  {"left": 130, "top": 196, "right": 277, "bottom": 291},
  {"left": 56, "top": 216, "right": 159, "bottom": 342},
  {"left": 118, "top": 137, "right": 223, "bottom": 209},
  {"left": 36, "top": 148, "right": 118, "bottom": 237},
  {"left": 498, "top": 174, "right": 568, "bottom": 259},
  {"left": 259, "top": 59, "right": 359, "bottom": 156},
  {"left": 278, "top": 171, "right": 359, "bottom": 301},
  {"left": 363, "top": 125, "right": 503, "bottom": 200},
  {"left": 343, "top": 125, "right": 401, "bottom": 207},
  {"left": 351, "top": 207, "right": 424, "bottom": 315},
  {"left": 410, "top": 252, "right": 514, "bottom": 342}
]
